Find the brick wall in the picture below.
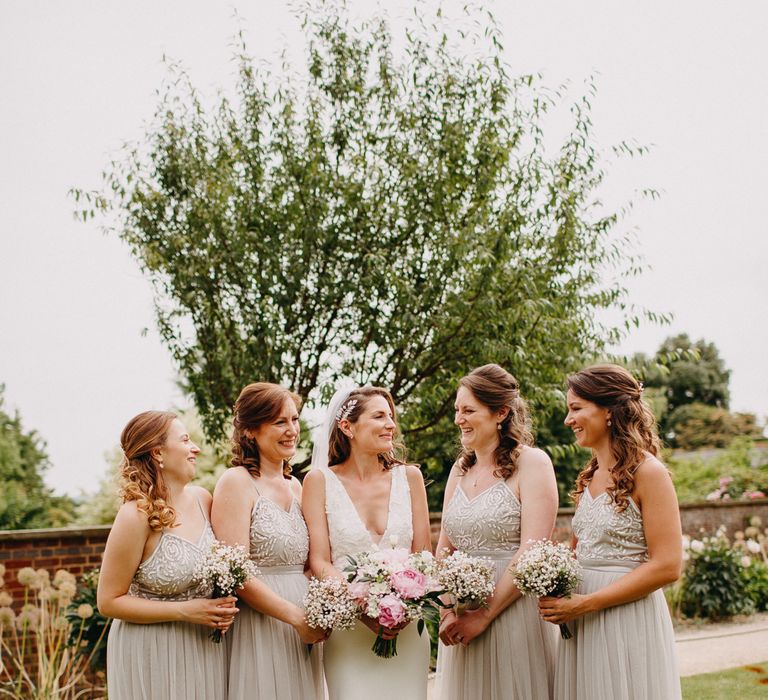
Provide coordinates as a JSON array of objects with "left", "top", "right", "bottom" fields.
[{"left": 0, "top": 525, "right": 109, "bottom": 600}]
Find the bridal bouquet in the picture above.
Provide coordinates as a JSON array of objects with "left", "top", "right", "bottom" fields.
[
  {"left": 436, "top": 549, "right": 495, "bottom": 615},
  {"left": 303, "top": 577, "right": 359, "bottom": 632},
  {"left": 195, "top": 541, "right": 260, "bottom": 642},
  {"left": 511, "top": 539, "right": 582, "bottom": 639},
  {"left": 343, "top": 547, "right": 441, "bottom": 658}
]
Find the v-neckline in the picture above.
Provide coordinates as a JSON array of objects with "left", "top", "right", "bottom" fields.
[
  {"left": 254, "top": 494, "right": 298, "bottom": 515},
  {"left": 326, "top": 466, "right": 396, "bottom": 546}
]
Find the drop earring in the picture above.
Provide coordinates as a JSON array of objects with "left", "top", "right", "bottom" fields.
[{"left": 607, "top": 419, "right": 612, "bottom": 427}]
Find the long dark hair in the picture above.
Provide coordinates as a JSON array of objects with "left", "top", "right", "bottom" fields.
[
  {"left": 231, "top": 382, "right": 301, "bottom": 479},
  {"left": 455, "top": 364, "right": 533, "bottom": 480},
  {"left": 569, "top": 363, "right": 661, "bottom": 511},
  {"left": 327, "top": 386, "right": 407, "bottom": 470}
]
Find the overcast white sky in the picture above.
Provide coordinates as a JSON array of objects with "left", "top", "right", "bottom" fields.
[{"left": 1, "top": 1, "right": 766, "bottom": 497}]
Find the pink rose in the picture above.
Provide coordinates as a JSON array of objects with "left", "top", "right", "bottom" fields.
[
  {"left": 378, "top": 594, "right": 407, "bottom": 628},
  {"left": 390, "top": 569, "right": 427, "bottom": 599},
  {"left": 348, "top": 581, "right": 370, "bottom": 605}
]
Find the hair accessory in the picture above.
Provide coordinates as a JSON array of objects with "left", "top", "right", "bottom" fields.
[
  {"left": 638, "top": 381, "right": 645, "bottom": 394},
  {"left": 335, "top": 398, "right": 358, "bottom": 424}
]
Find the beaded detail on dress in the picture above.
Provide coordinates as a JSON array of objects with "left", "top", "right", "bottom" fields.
[
  {"left": 129, "top": 524, "right": 215, "bottom": 601},
  {"left": 442, "top": 480, "right": 521, "bottom": 554},
  {"left": 249, "top": 497, "right": 309, "bottom": 567},
  {"left": 322, "top": 464, "right": 413, "bottom": 569},
  {"left": 573, "top": 489, "right": 648, "bottom": 563}
]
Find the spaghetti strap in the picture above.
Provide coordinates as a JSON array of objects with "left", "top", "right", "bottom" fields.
[{"left": 195, "top": 496, "right": 210, "bottom": 523}]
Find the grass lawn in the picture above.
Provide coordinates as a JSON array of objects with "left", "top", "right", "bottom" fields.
[{"left": 682, "top": 661, "right": 768, "bottom": 699}]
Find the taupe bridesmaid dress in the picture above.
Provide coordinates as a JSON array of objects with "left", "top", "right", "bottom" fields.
[
  {"left": 435, "top": 479, "right": 557, "bottom": 700},
  {"left": 106, "top": 500, "right": 227, "bottom": 699},
  {"left": 226, "top": 478, "right": 324, "bottom": 700}
]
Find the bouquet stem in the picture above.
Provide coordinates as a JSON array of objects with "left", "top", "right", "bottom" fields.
[
  {"left": 372, "top": 627, "right": 398, "bottom": 658},
  {"left": 558, "top": 623, "right": 572, "bottom": 640}
]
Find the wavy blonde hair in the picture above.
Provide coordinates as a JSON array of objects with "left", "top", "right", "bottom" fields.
[
  {"left": 569, "top": 364, "right": 661, "bottom": 512},
  {"left": 119, "top": 410, "right": 178, "bottom": 532},
  {"left": 231, "top": 382, "right": 301, "bottom": 479},
  {"left": 328, "top": 387, "right": 407, "bottom": 470},
  {"left": 455, "top": 364, "right": 534, "bottom": 480}
]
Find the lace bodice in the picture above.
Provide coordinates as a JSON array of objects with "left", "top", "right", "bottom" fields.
[
  {"left": 443, "top": 480, "right": 521, "bottom": 555},
  {"left": 249, "top": 494, "right": 310, "bottom": 567},
  {"left": 321, "top": 465, "right": 414, "bottom": 569},
  {"left": 573, "top": 488, "right": 648, "bottom": 563},
  {"left": 130, "top": 520, "right": 215, "bottom": 601}
]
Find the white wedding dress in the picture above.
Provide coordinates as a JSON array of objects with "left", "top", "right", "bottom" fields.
[{"left": 319, "top": 464, "right": 430, "bottom": 700}]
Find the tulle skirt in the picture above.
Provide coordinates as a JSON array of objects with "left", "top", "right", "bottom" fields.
[
  {"left": 107, "top": 617, "right": 228, "bottom": 699},
  {"left": 435, "top": 551, "right": 557, "bottom": 700},
  {"left": 554, "top": 559, "right": 681, "bottom": 700},
  {"left": 227, "top": 564, "right": 324, "bottom": 700},
  {"left": 323, "top": 617, "right": 430, "bottom": 700}
]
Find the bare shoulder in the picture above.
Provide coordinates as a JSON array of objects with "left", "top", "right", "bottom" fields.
[
  {"left": 214, "top": 466, "right": 251, "bottom": 490},
  {"left": 290, "top": 475, "right": 303, "bottom": 497},
  {"left": 517, "top": 446, "right": 554, "bottom": 472},
  {"left": 302, "top": 468, "right": 326, "bottom": 489},
  {"left": 113, "top": 500, "right": 150, "bottom": 533},
  {"left": 634, "top": 454, "right": 671, "bottom": 483},
  {"left": 404, "top": 464, "right": 425, "bottom": 486},
  {"left": 190, "top": 484, "right": 213, "bottom": 504}
]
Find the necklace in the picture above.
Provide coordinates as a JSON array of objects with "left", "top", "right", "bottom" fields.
[{"left": 470, "top": 464, "right": 495, "bottom": 488}]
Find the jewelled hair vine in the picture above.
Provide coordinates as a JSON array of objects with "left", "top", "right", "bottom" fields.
[{"left": 335, "top": 398, "right": 358, "bottom": 423}]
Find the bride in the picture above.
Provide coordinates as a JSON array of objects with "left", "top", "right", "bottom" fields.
[{"left": 302, "top": 386, "right": 432, "bottom": 699}]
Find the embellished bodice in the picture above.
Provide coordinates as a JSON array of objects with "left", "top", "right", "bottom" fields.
[
  {"left": 573, "top": 488, "right": 648, "bottom": 563},
  {"left": 249, "top": 495, "right": 310, "bottom": 568},
  {"left": 129, "top": 522, "right": 215, "bottom": 601},
  {"left": 443, "top": 480, "right": 521, "bottom": 556},
  {"left": 321, "top": 465, "right": 414, "bottom": 569}
]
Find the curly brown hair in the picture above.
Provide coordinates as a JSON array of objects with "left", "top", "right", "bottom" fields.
[
  {"left": 119, "top": 410, "right": 179, "bottom": 532},
  {"left": 569, "top": 364, "right": 661, "bottom": 512},
  {"left": 328, "top": 387, "right": 407, "bottom": 470},
  {"left": 231, "top": 382, "right": 301, "bottom": 479},
  {"left": 455, "top": 364, "right": 534, "bottom": 480}
]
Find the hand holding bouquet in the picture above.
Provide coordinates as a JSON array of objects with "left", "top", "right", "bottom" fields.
[
  {"left": 195, "top": 541, "right": 260, "bottom": 642},
  {"left": 511, "top": 539, "right": 582, "bottom": 639},
  {"left": 436, "top": 549, "right": 495, "bottom": 616},
  {"left": 343, "top": 547, "right": 441, "bottom": 658}
]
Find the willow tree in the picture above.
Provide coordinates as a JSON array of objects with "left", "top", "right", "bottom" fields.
[{"left": 74, "top": 2, "right": 658, "bottom": 501}]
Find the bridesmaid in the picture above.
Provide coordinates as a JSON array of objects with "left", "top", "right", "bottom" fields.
[
  {"left": 538, "top": 364, "right": 682, "bottom": 699},
  {"left": 212, "top": 382, "right": 326, "bottom": 700},
  {"left": 436, "top": 364, "right": 559, "bottom": 700},
  {"left": 99, "top": 411, "right": 238, "bottom": 700}
]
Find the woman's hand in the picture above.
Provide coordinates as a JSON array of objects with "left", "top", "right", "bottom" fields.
[
  {"left": 360, "top": 614, "right": 408, "bottom": 640},
  {"left": 538, "top": 593, "right": 591, "bottom": 624},
  {"left": 292, "top": 615, "right": 331, "bottom": 645},
  {"left": 438, "top": 610, "right": 458, "bottom": 645},
  {"left": 180, "top": 596, "right": 239, "bottom": 630},
  {"left": 440, "top": 608, "right": 490, "bottom": 646}
]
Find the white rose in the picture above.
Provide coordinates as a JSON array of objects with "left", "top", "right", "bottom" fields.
[
  {"left": 690, "top": 540, "right": 705, "bottom": 553},
  {"left": 746, "top": 539, "right": 762, "bottom": 554}
]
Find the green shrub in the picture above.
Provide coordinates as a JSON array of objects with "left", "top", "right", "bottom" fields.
[
  {"left": 681, "top": 532, "right": 755, "bottom": 620},
  {"left": 742, "top": 560, "right": 768, "bottom": 612}
]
